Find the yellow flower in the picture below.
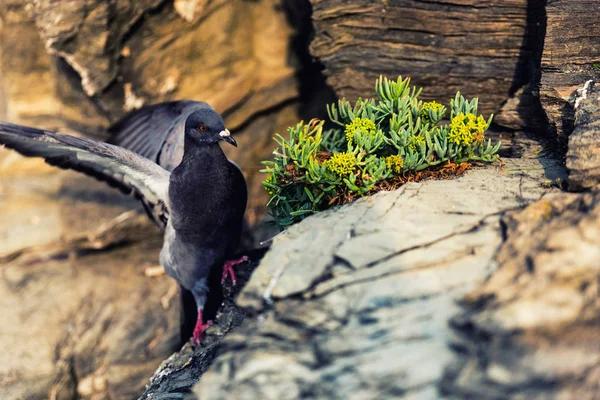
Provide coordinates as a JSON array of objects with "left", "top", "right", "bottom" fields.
[
  {"left": 327, "top": 152, "right": 357, "bottom": 176},
  {"left": 421, "top": 101, "right": 445, "bottom": 124},
  {"left": 345, "top": 118, "right": 377, "bottom": 143},
  {"left": 448, "top": 113, "right": 488, "bottom": 146},
  {"left": 385, "top": 155, "right": 404, "bottom": 174},
  {"left": 476, "top": 115, "right": 487, "bottom": 135},
  {"left": 408, "top": 134, "right": 425, "bottom": 152}
]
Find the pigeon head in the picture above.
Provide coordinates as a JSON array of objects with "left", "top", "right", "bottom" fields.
[{"left": 184, "top": 109, "right": 236, "bottom": 147}]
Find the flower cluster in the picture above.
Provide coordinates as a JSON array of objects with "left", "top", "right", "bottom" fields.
[
  {"left": 448, "top": 113, "right": 488, "bottom": 146},
  {"left": 408, "top": 135, "right": 425, "bottom": 152},
  {"left": 385, "top": 155, "right": 404, "bottom": 173},
  {"left": 421, "top": 101, "right": 445, "bottom": 124},
  {"left": 345, "top": 118, "right": 376, "bottom": 143},
  {"left": 327, "top": 152, "right": 357, "bottom": 176}
]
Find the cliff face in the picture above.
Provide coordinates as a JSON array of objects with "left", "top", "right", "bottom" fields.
[
  {"left": 1, "top": 1, "right": 599, "bottom": 399},
  {"left": 0, "top": 2, "right": 311, "bottom": 396},
  {"left": 540, "top": 0, "right": 600, "bottom": 142},
  {"left": 309, "top": 0, "right": 547, "bottom": 130}
]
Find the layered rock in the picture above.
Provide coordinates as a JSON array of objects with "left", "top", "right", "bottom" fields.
[
  {"left": 0, "top": 158, "right": 262, "bottom": 399},
  {"left": 1, "top": 1, "right": 599, "bottom": 399},
  {"left": 0, "top": 157, "right": 176, "bottom": 399},
  {"left": 540, "top": 0, "right": 600, "bottom": 140},
  {"left": 192, "top": 157, "right": 566, "bottom": 399},
  {"left": 309, "top": 0, "right": 546, "bottom": 129}
]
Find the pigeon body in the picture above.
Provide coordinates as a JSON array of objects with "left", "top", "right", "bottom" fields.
[
  {"left": 109, "top": 101, "right": 249, "bottom": 290},
  {"left": 108, "top": 101, "right": 247, "bottom": 235},
  {"left": 0, "top": 108, "right": 247, "bottom": 344},
  {"left": 161, "top": 128, "right": 246, "bottom": 320}
]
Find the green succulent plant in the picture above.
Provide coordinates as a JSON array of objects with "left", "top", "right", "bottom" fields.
[{"left": 261, "top": 75, "right": 501, "bottom": 229}]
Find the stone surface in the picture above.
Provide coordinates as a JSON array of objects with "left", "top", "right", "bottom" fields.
[
  {"left": 180, "top": 155, "right": 565, "bottom": 400},
  {"left": 566, "top": 80, "right": 600, "bottom": 191},
  {"left": 0, "top": 232, "right": 182, "bottom": 400},
  {"left": 540, "top": 0, "right": 600, "bottom": 140},
  {"left": 137, "top": 250, "right": 262, "bottom": 400},
  {"left": 0, "top": 154, "right": 140, "bottom": 256},
  {"left": 443, "top": 190, "right": 600, "bottom": 399},
  {"left": 0, "top": 156, "right": 181, "bottom": 399},
  {"left": 309, "top": 0, "right": 546, "bottom": 127}
]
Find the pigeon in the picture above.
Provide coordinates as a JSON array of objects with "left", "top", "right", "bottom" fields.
[
  {"left": 108, "top": 101, "right": 249, "bottom": 286},
  {"left": 0, "top": 108, "right": 247, "bottom": 345}
]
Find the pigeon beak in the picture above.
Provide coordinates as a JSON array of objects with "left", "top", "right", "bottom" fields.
[{"left": 219, "top": 129, "right": 237, "bottom": 147}]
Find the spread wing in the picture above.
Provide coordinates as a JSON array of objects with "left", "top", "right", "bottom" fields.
[
  {"left": 108, "top": 100, "right": 212, "bottom": 170},
  {"left": 0, "top": 121, "right": 171, "bottom": 224}
]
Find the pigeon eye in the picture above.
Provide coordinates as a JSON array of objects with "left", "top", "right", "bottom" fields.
[{"left": 199, "top": 125, "right": 208, "bottom": 132}]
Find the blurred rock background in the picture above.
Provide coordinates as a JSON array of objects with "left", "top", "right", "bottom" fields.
[{"left": 0, "top": 0, "right": 598, "bottom": 399}]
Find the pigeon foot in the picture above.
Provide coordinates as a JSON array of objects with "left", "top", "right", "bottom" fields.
[
  {"left": 221, "top": 255, "right": 248, "bottom": 286},
  {"left": 192, "top": 309, "right": 213, "bottom": 346}
]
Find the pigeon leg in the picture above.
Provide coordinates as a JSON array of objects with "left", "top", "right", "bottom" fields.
[
  {"left": 221, "top": 255, "right": 249, "bottom": 286},
  {"left": 192, "top": 308, "right": 213, "bottom": 346}
]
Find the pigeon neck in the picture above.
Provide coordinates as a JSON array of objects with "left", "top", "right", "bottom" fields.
[{"left": 181, "top": 139, "right": 226, "bottom": 165}]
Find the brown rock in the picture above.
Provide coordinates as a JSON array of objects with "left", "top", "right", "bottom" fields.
[
  {"left": 0, "top": 226, "right": 181, "bottom": 400},
  {"left": 309, "top": 0, "right": 546, "bottom": 126},
  {"left": 0, "top": 0, "right": 314, "bottom": 223},
  {"left": 25, "top": 0, "right": 165, "bottom": 97},
  {"left": 0, "top": 160, "right": 183, "bottom": 399},
  {"left": 0, "top": 149, "right": 266, "bottom": 399},
  {"left": 174, "top": 0, "right": 210, "bottom": 22}
]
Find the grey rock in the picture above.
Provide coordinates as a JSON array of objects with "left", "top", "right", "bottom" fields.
[
  {"left": 443, "top": 190, "right": 600, "bottom": 399},
  {"left": 190, "top": 156, "right": 560, "bottom": 400},
  {"left": 567, "top": 80, "right": 600, "bottom": 191}
]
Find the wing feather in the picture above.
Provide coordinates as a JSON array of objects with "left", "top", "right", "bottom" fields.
[{"left": 0, "top": 121, "right": 171, "bottom": 223}]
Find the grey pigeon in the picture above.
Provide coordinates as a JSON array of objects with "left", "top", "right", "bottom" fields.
[
  {"left": 108, "top": 101, "right": 249, "bottom": 286},
  {"left": 0, "top": 108, "right": 247, "bottom": 345}
]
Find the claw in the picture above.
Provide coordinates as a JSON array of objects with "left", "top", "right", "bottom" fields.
[
  {"left": 192, "top": 309, "right": 212, "bottom": 346},
  {"left": 221, "top": 255, "right": 248, "bottom": 286}
]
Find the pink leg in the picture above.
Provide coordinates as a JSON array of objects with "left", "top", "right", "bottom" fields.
[
  {"left": 192, "top": 308, "right": 213, "bottom": 346},
  {"left": 221, "top": 255, "right": 249, "bottom": 286}
]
